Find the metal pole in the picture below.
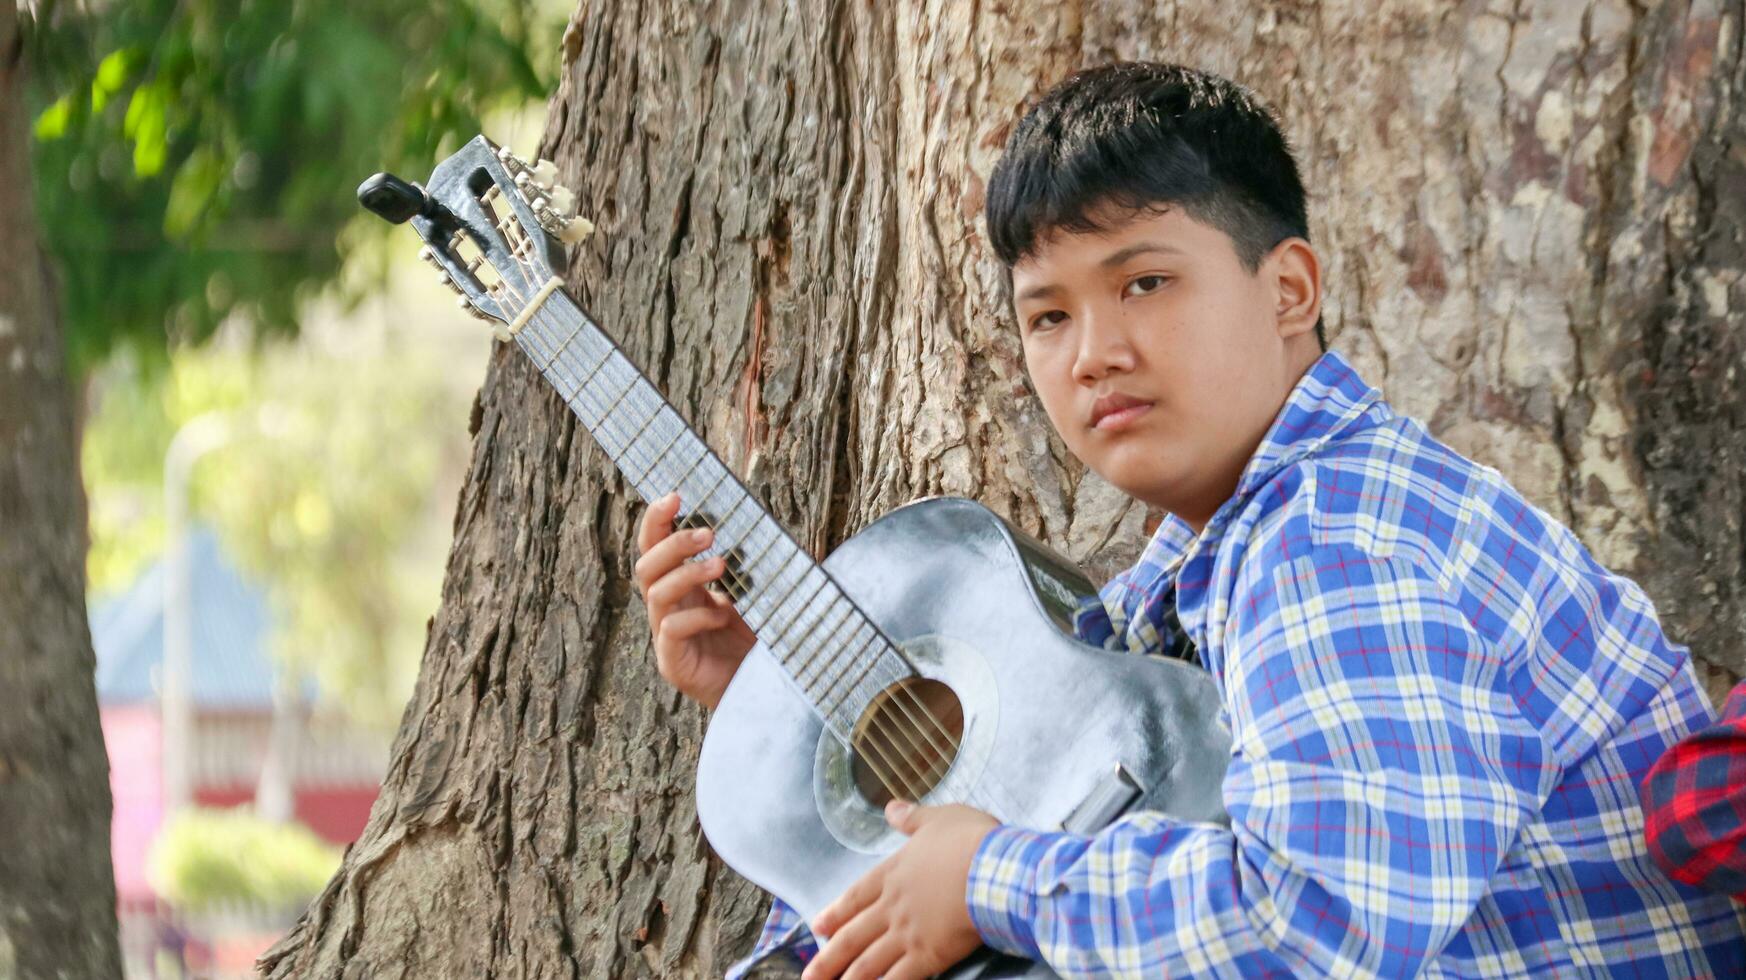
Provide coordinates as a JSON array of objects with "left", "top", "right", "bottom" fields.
[{"left": 161, "top": 413, "right": 233, "bottom": 814}]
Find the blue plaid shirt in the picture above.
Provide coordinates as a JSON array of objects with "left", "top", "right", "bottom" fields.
[{"left": 729, "top": 350, "right": 1746, "bottom": 977}]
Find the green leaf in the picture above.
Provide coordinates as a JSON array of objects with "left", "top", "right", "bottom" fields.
[
  {"left": 123, "top": 79, "right": 171, "bottom": 177},
  {"left": 33, "top": 95, "right": 71, "bottom": 140},
  {"left": 90, "top": 46, "right": 136, "bottom": 112},
  {"left": 163, "top": 145, "right": 224, "bottom": 239}
]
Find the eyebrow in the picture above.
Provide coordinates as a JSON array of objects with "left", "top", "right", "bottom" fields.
[{"left": 1014, "top": 241, "right": 1184, "bottom": 302}]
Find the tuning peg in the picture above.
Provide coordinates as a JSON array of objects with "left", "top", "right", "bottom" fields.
[
  {"left": 547, "top": 186, "right": 576, "bottom": 216},
  {"left": 558, "top": 215, "right": 596, "bottom": 245},
  {"left": 531, "top": 159, "right": 559, "bottom": 189}
]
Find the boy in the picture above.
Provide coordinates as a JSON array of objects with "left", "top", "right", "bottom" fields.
[{"left": 634, "top": 62, "right": 1746, "bottom": 977}]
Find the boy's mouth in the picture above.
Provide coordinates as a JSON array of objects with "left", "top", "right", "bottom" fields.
[{"left": 1090, "top": 393, "right": 1155, "bottom": 430}]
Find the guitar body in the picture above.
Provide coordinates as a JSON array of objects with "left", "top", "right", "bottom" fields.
[{"left": 698, "top": 497, "right": 1232, "bottom": 977}]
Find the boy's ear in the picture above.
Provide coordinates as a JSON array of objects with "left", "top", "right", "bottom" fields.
[{"left": 1269, "top": 237, "right": 1322, "bottom": 341}]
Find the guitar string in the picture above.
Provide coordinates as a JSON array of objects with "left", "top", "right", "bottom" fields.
[
  {"left": 485, "top": 191, "right": 990, "bottom": 810},
  {"left": 498, "top": 274, "right": 980, "bottom": 807},
  {"left": 485, "top": 240, "right": 959, "bottom": 803},
  {"left": 492, "top": 227, "right": 1019, "bottom": 825},
  {"left": 478, "top": 183, "right": 970, "bottom": 782},
  {"left": 514, "top": 298, "right": 962, "bottom": 805},
  {"left": 512, "top": 301, "right": 962, "bottom": 805}
]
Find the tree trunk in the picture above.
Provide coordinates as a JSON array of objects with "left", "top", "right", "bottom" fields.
[
  {"left": 263, "top": 1, "right": 1746, "bottom": 975},
  {"left": 0, "top": 3, "right": 122, "bottom": 977}
]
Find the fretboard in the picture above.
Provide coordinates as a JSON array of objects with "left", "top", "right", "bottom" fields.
[{"left": 511, "top": 285, "right": 910, "bottom": 740}]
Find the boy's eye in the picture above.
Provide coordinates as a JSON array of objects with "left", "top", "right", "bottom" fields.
[
  {"left": 1124, "top": 275, "right": 1169, "bottom": 297},
  {"left": 1029, "top": 310, "right": 1068, "bottom": 332}
]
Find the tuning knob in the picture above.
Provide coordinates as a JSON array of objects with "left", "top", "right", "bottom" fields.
[
  {"left": 558, "top": 215, "right": 596, "bottom": 245},
  {"left": 547, "top": 185, "right": 577, "bottom": 216},
  {"left": 530, "top": 158, "right": 558, "bottom": 189}
]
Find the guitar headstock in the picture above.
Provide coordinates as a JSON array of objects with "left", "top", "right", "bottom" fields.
[{"left": 357, "top": 136, "right": 595, "bottom": 340}]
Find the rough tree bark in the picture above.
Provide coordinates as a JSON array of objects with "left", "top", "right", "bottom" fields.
[
  {"left": 264, "top": 1, "right": 1746, "bottom": 976},
  {"left": 0, "top": 2, "right": 123, "bottom": 977}
]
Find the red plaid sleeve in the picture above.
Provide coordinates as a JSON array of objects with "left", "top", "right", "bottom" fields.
[{"left": 1641, "top": 681, "right": 1746, "bottom": 899}]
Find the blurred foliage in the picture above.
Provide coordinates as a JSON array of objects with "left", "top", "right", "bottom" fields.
[
  {"left": 44, "top": 0, "right": 564, "bottom": 728},
  {"left": 22, "top": 0, "right": 567, "bottom": 369},
  {"left": 84, "top": 304, "right": 477, "bottom": 729},
  {"left": 150, "top": 806, "right": 343, "bottom": 912}
]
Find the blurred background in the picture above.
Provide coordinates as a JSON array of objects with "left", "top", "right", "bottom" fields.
[
  {"left": 16, "top": 1, "right": 1746, "bottom": 977},
  {"left": 17, "top": 1, "right": 567, "bottom": 974}
]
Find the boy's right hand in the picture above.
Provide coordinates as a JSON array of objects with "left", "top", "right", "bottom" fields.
[{"left": 634, "top": 492, "right": 756, "bottom": 711}]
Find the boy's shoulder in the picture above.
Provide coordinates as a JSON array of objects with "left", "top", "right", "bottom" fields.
[{"left": 1248, "top": 410, "right": 1581, "bottom": 583}]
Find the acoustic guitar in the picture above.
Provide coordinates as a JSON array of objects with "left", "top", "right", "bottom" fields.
[{"left": 360, "top": 136, "right": 1232, "bottom": 978}]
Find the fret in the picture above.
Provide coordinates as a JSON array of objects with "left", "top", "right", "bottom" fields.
[
  {"left": 849, "top": 655, "right": 915, "bottom": 728},
  {"left": 813, "top": 618, "right": 873, "bottom": 709},
  {"left": 680, "top": 456, "right": 736, "bottom": 521},
  {"left": 535, "top": 316, "right": 589, "bottom": 373},
  {"left": 762, "top": 567, "right": 831, "bottom": 654},
  {"left": 733, "top": 527, "right": 792, "bottom": 618},
  {"left": 525, "top": 302, "right": 600, "bottom": 386},
  {"left": 511, "top": 312, "right": 568, "bottom": 385},
  {"left": 587, "top": 372, "right": 641, "bottom": 456},
  {"left": 523, "top": 324, "right": 598, "bottom": 421},
  {"left": 751, "top": 547, "right": 809, "bottom": 622},
  {"left": 710, "top": 489, "right": 756, "bottom": 551},
  {"left": 804, "top": 610, "right": 871, "bottom": 700},
  {"left": 789, "top": 600, "right": 857, "bottom": 684},
  {"left": 532, "top": 329, "right": 645, "bottom": 480},
  {"left": 574, "top": 347, "right": 614, "bottom": 394},
  {"left": 637, "top": 419, "right": 690, "bottom": 492},
  {"left": 675, "top": 462, "right": 742, "bottom": 574},
  {"left": 597, "top": 365, "right": 641, "bottom": 422},
  {"left": 818, "top": 629, "right": 887, "bottom": 721},
  {"left": 618, "top": 401, "right": 667, "bottom": 484},
  {"left": 531, "top": 317, "right": 699, "bottom": 509},
  {"left": 660, "top": 440, "right": 712, "bottom": 505},
  {"left": 553, "top": 347, "right": 614, "bottom": 425}
]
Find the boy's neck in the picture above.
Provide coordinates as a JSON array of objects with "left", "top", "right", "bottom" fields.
[{"left": 1168, "top": 341, "right": 1325, "bottom": 535}]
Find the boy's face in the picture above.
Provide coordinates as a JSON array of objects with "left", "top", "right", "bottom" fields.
[{"left": 1011, "top": 206, "right": 1322, "bottom": 530}]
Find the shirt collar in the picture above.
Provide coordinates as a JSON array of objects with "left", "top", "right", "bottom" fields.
[
  {"left": 1130, "top": 348, "right": 1385, "bottom": 575},
  {"left": 1233, "top": 347, "right": 1384, "bottom": 500}
]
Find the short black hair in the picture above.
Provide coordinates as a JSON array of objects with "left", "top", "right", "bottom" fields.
[{"left": 986, "top": 62, "right": 1325, "bottom": 349}]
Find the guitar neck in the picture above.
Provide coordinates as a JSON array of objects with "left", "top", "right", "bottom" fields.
[{"left": 510, "top": 286, "right": 911, "bottom": 738}]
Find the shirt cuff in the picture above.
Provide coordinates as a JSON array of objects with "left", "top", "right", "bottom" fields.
[{"left": 965, "top": 824, "right": 1066, "bottom": 961}]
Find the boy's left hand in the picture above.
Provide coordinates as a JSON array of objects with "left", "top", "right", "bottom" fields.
[{"left": 801, "top": 800, "right": 1000, "bottom": 980}]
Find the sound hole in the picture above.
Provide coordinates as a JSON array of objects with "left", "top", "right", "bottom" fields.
[{"left": 849, "top": 677, "right": 964, "bottom": 808}]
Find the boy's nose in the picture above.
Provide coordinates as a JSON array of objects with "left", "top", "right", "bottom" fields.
[{"left": 1073, "top": 308, "right": 1138, "bottom": 382}]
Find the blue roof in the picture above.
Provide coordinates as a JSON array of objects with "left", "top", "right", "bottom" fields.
[{"left": 90, "top": 526, "right": 283, "bottom": 709}]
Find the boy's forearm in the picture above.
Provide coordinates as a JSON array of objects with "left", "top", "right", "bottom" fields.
[{"left": 963, "top": 812, "right": 1284, "bottom": 975}]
